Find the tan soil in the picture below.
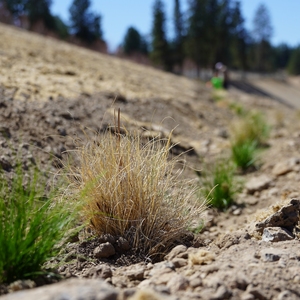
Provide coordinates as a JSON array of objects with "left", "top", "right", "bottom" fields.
[{"left": 0, "top": 22, "right": 300, "bottom": 300}]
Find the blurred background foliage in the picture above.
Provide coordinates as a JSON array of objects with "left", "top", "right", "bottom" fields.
[{"left": 0, "top": 0, "right": 299, "bottom": 75}]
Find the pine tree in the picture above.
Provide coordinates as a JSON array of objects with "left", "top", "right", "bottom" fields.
[
  {"left": 150, "top": 0, "right": 171, "bottom": 71},
  {"left": 185, "top": 0, "right": 218, "bottom": 73},
  {"left": 251, "top": 3, "right": 273, "bottom": 72},
  {"left": 26, "top": 0, "right": 54, "bottom": 30},
  {"left": 123, "top": 27, "right": 142, "bottom": 55},
  {"left": 229, "top": 1, "right": 247, "bottom": 70},
  {"left": 287, "top": 47, "right": 300, "bottom": 75},
  {"left": 69, "top": 0, "right": 102, "bottom": 43},
  {"left": 173, "top": 0, "right": 184, "bottom": 73}
]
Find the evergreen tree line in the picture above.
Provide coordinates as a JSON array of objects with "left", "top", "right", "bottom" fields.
[
  {"left": 0, "top": 0, "right": 103, "bottom": 43},
  {"left": 0, "top": 0, "right": 299, "bottom": 75},
  {"left": 122, "top": 0, "right": 300, "bottom": 75}
]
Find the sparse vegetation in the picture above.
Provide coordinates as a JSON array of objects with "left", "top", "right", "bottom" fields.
[
  {"left": 229, "top": 102, "right": 246, "bottom": 116},
  {"left": 230, "top": 111, "right": 270, "bottom": 146},
  {"left": 231, "top": 139, "right": 258, "bottom": 171},
  {"left": 65, "top": 123, "right": 206, "bottom": 259},
  {"left": 230, "top": 111, "right": 270, "bottom": 171},
  {"left": 0, "top": 165, "right": 76, "bottom": 284},
  {"left": 198, "top": 159, "right": 240, "bottom": 210}
]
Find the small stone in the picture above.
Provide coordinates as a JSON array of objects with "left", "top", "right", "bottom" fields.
[
  {"left": 189, "top": 276, "right": 202, "bottom": 289},
  {"left": 166, "top": 274, "right": 189, "bottom": 293},
  {"left": 246, "top": 175, "right": 273, "bottom": 194},
  {"left": 0, "top": 126, "right": 11, "bottom": 138},
  {"left": 88, "top": 265, "right": 113, "bottom": 279},
  {"left": 232, "top": 208, "right": 242, "bottom": 215},
  {"left": 272, "top": 158, "right": 299, "bottom": 176},
  {"left": 165, "top": 245, "right": 187, "bottom": 260},
  {"left": 126, "top": 266, "right": 145, "bottom": 281},
  {"left": 211, "top": 285, "right": 231, "bottom": 300},
  {"left": 171, "top": 258, "right": 188, "bottom": 268},
  {"left": 0, "top": 155, "right": 12, "bottom": 171},
  {"left": 261, "top": 249, "right": 282, "bottom": 262},
  {"left": 262, "top": 227, "right": 294, "bottom": 242},
  {"left": 94, "top": 242, "right": 115, "bottom": 258},
  {"left": 277, "top": 290, "right": 299, "bottom": 300},
  {"left": 116, "top": 237, "right": 130, "bottom": 251}
]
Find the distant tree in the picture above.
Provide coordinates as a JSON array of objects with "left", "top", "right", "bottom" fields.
[
  {"left": 4, "top": 0, "right": 56, "bottom": 30},
  {"left": 287, "top": 47, "right": 300, "bottom": 75},
  {"left": 215, "top": 0, "right": 232, "bottom": 64},
  {"left": 229, "top": 1, "right": 248, "bottom": 70},
  {"left": 185, "top": 0, "right": 221, "bottom": 73},
  {"left": 251, "top": 3, "right": 273, "bottom": 72},
  {"left": 252, "top": 3, "right": 272, "bottom": 43},
  {"left": 150, "top": 0, "right": 171, "bottom": 71},
  {"left": 3, "top": 0, "right": 25, "bottom": 18},
  {"left": 123, "top": 27, "right": 141, "bottom": 55},
  {"left": 274, "top": 43, "right": 292, "bottom": 70},
  {"left": 26, "top": 0, "right": 54, "bottom": 30},
  {"left": 173, "top": 0, "right": 185, "bottom": 73},
  {"left": 53, "top": 15, "right": 69, "bottom": 39},
  {"left": 69, "top": 0, "right": 103, "bottom": 43}
]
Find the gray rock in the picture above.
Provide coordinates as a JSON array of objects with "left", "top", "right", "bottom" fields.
[
  {"left": 94, "top": 242, "right": 116, "bottom": 258},
  {"left": 255, "top": 199, "right": 300, "bottom": 233},
  {"left": 1, "top": 278, "right": 119, "bottom": 300},
  {"left": 262, "top": 227, "right": 294, "bottom": 242},
  {"left": 261, "top": 249, "right": 282, "bottom": 262},
  {"left": 245, "top": 175, "right": 273, "bottom": 194}
]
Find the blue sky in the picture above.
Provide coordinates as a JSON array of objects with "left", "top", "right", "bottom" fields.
[{"left": 51, "top": 0, "right": 300, "bottom": 52}]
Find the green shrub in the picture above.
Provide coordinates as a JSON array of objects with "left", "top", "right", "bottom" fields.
[
  {"left": 199, "top": 159, "right": 240, "bottom": 210},
  {"left": 231, "top": 140, "right": 258, "bottom": 171},
  {"left": 0, "top": 166, "right": 75, "bottom": 284}
]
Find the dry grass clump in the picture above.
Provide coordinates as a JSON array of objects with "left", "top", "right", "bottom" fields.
[{"left": 65, "top": 120, "right": 206, "bottom": 259}]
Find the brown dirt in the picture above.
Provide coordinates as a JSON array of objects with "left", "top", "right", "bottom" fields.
[{"left": 1, "top": 23, "right": 300, "bottom": 299}]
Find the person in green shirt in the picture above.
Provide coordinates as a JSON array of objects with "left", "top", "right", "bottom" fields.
[{"left": 210, "top": 71, "right": 223, "bottom": 89}]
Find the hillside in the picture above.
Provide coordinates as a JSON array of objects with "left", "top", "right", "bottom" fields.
[{"left": 1, "top": 23, "right": 300, "bottom": 300}]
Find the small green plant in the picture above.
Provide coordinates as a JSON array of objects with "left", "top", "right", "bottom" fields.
[
  {"left": 229, "top": 102, "right": 246, "bottom": 116},
  {"left": 198, "top": 159, "right": 240, "bottom": 210},
  {"left": 65, "top": 117, "right": 206, "bottom": 259},
  {"left": 0, "top": 165, "right": 76, "bottom": 284},
  {"left": 231, "top": 140, "right": 258, "bottom": 171},
  {"left": 230, "top": 111, "right": 270, "bottom": 171},
  {"left": 230, "top": 111, "right": 270, "bottom": 146}
]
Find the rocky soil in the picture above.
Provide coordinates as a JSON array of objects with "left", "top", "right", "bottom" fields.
[{"left": 1, "top": 23, "right": 300, "bottom": 299}]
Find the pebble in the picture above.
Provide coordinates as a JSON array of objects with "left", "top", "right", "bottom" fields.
[{"left": 93, "top": 242, "right": 115, "bottom": 258}]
